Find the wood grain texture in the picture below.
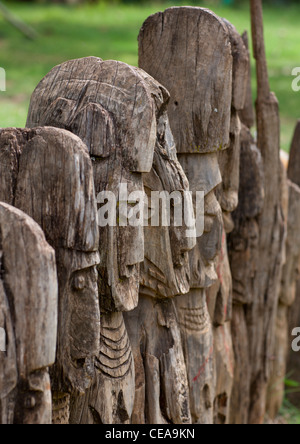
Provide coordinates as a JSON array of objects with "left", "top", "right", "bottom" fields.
[
  {"left": 139, "top": 7, "right": 233, "bottom": 154},
  {"left": 222, "top": 20, "right": 249, "bottom": 112},
  {"left": 246, "top": 0, "right": 285, "bottom": 423},
  {"left": 26, "top": 57, "right": 158, "bottom": 313},
  {"left": 286, "top": 121, "right": 300, "bottom": 408},
  {"left": 125, "top": 72, "right": 195, "bottom": 424},
  {"left": 288, "top": 279, "right": 300, "bottom": 407},
  {"left": 70, "top": 311, "right": 135, "bottom": 424},
  {"left": 288, "top": 121, "right": 300, "bottom": 187},
  {"left": 207, "top": 20, "right": 248, "bottom": 425},
  {"left": 138, "top": 7, "right": 235, "bottom": 424},
  {"left": 228, "top": 124, "right": 264, "bottom": 424},
  {"left": 239, "top": 31, "right": 255, "bottom": 129},
  {"left": 0, "top": 127, "right": 100, "bottom": 424},
  {"left": 26, "top": 58, "right": 163, "bottom": 423},
  {"left": 0, "top": 202, "right": 57, "bottom": 424}
]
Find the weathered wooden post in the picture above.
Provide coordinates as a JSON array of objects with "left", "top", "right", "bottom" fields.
[
  {"left": 271, "top": 121, "right": 300, "bottom": 411},
  {"left": 0, "top": 127, "right": 100, "bottom": 424},
  {"left": 287, "top": 121, "right": 300, "bottom": 408},
  {"left": 227, "top": 29, "right": 265, "bottom": 424},
  {"left": 246, "top": 0, "right": 285, "bottom": 423},
  {"left": 0, "top": 202, "right": 57, "bottom": 425},
  {"left": 125, "top": 69, "right": 195, "bottom": 424},
  {"left": 228, "top": 124, "right": 265, "bottom": 424},
  {"left": 138, "top": 7, "right": 233, "bottom": 424},
  {"left": 207, "top": 19, "right": 249, "bottom": 425},
  {"left": 26, "top": 57, "right": 158, "bottom": 424}
]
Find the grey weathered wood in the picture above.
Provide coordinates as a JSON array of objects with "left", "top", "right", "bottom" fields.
[
  {"left": 265, "top": 162, "right": 289, "bottom": 419},
  {"left": 239, "top": 31, "right": 255, "bottom": 129},
  {"left": 138, "top": 7, "right": 234, "bottom": 424},
  {"left": 208, "top": 21, "right": 248, "bottom": 425},
  {"left": 222, "top": 23, "right": 258, "bottom": 425},
  {"left": 27, "top": 57, "right": 157, "bottom": 314},
  {"left": 0, "top": 202, "right": 57, "bottom": 424},
  {"left": 70, "top": 311, "right": 135, "bottom": 424},
  {"left": 0, "top": 127, "right": 100, "bottom": 424},
  {"left": 26, "top": 57, "right": 161, "bottom": 424},
  {"left": 139, "top": 7, "right": 233, "bottom": 155},
  {"left": 228, "top": 124, "right": 265, "bottom": 424},
  {"left": 125, "top": 72, "right": 195, "bottom": 424},
  {"left": 207, "top": 228, "right": 235, "bottom": 425},
  {"left": 287, "top": 121, "right": 300, "bottom": 408},
  {"left": 222, "top": 20, "right": 249, "bottom": 112}
]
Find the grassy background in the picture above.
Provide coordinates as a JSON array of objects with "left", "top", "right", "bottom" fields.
[{"left": 0, "top": 1, "right": 299, "bottom": 149}]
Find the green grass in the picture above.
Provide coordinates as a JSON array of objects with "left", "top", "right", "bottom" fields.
[{"left": 0, "top": 1, "right": 300, "bottom": 151}]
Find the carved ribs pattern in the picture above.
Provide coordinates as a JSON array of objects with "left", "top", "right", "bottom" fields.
[{"left": 96, "top": 314, "right": 133, "bottom": 380}]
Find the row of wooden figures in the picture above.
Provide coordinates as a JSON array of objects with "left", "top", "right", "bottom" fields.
[{"left": 1, "top": 6, "right": 300, "bottom": 425}]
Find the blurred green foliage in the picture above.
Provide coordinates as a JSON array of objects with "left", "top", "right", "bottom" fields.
[{"left": 0, "top": 1, "right": 299, "bottom": 152}]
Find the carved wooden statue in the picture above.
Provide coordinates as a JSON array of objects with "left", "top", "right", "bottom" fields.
[
  {"left": 226, "top": 25, "right": 265, "bottom": 424},
  {"left": 0, "top": 127, "right": 100, "bottom": 424},
  {"left": 206, "top": 19, "right": 249, "bottom": 425},
  {"left": 229, "top": 0, "right": 285, "bottom": 424},
  {"left": 124, "top": 69, "right": 195, "bottom": 424},
  {"left": 26, "top": 57, "right": 158, "bottom": 424},
  {"left": 228, "top": 7, "right": 286, "bottom": 421},
  {"left": 139, "top": 6, "right": 233, "bottom": 424},
  {"left": 267, "top": 121, "right": 300, "bottom": 416},
  {"left": 0, "top": 202, "right": 57, "bottom": 424},
  {"left": 287, "top": 121, "right": 300, "bottom": 408},
  {"left": 228, "top": 124, "right": 264, "bottom": 425}
]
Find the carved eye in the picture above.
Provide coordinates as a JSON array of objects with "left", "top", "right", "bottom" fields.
[
  {"left": 24, "top": 395, "right": 36, "bottom": 409},
  {"left": 72, "top": 275, "right": 86, "bottom": 291}
]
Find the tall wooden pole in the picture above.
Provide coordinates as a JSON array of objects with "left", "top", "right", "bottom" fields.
[{"left": 249, "top": 0, "right": 285, "bottom": 424}]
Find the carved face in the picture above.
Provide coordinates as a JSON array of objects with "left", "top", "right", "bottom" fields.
[
  {"left": 178, "top": 153, "right": 223, "bottom": 289},
  {"left": 26, "top": 58, "right": 157, "bottom": 312},
  {"left": 125, "top": 69, "right": 196, "bottom": 298},
  {"left": 137, "top": 8, "right": 236, "bottom": 291},
  {"left": 141, "top": 113, "right": 196, "bottom": 298},
  {"left": 12, "top": 128, "right": 101, "bottom": 396},
  {"left": 229, "top": 219, "right": 260, "bottom": 305},
  {"left": 217, "top": 20, "right": 249, "bottom": 232},
  {"left": 0, "top": 203, "right": 57, "bottom": 424},
  {"left": 0, "top": 128, "right": 101, "bottom": 397},
  {"left": 53, "top": 250, "right": 100, "bottom": 395},
  {"left": 228, "top": 129, "right": 264, "bottom": 305},
  {"left": 218, "top": 112, "right": 241, "bottom": 234},
  {"left": 14, "top": 370, "right": 52, "bottom": 425}
]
